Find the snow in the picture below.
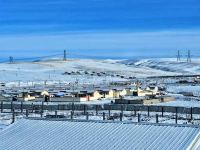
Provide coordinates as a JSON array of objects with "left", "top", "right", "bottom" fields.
[
  {"left": 0, "top": 58, "right": 194, "bottom": 84},
  {"left": 156, "top": 100, "right": 200, "bottom": 108},
  {"left": 0, "top": 113, "right": 13, "bottom": 131},
  {"left": 1, "top": 58, "right": 200, "bottom": 87},
  {"left": 167, "top": 85, "right": 200, "bottom": 96},
  {"left": 0, "top": 60, "right": 128, "bottom": 85},
  {"left": 123, "top": 57, "right": 200, "bottom": 75}
]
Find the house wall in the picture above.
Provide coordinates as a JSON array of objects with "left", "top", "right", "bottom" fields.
[
  {"left": 80, "top": 97, "right": 88, "bottom": 102},
  {"left": 41, "top": 91, "right": 49, "bottom": 96},
  {"left": 115, "top": 99, "right": 143, "bottom": 104},
  {"left": 25, "top": 97, "right": 81, "bottom": 102},
  {"left": 82, "top": 91, "right": 102, "bottom": 101},
  {"left": 137, "top": 90, "right": 149, "bottom": 97},
  {"left": 136, "top": 88, "right": 155, "bottom": 97},
  {"left": 24, "top": 95, "right": 36, "bottom": 101},
  {"left": 104, "top": 91, "right": 114, "bottom": 98},
  {"left": 113, "top": 92, "right": 117, "bottom": 98},
  {"left": 113, "top": 91, "right": 120, "bottom": 98},
  {"left": 50, "top": 97, "right": 81, "bottom": 102},
  {"left": 146, "top": 87, "right": 159, "bottom": 95},
  {"left": 144, "top": 97, "right": 175, "bottom": 104},
  {"left": 120, "top": 89, "right": 127, "bottom": 96},
  {"left": 115, "top": 96, "right": 175, "bottom": 105},
  {"left": 125, "top": 89, "right": 133, "bottom": 96},
  {"left": 92, "top": 91, "right": 102, "bottom": 100}
]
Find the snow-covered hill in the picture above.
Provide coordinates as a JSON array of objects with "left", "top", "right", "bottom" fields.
[
  {"left": 0, "top": 58, "right": 200, "bottom": 84},
  {"left": 121, "top": 58, "right": 200, "bottom": 75}
]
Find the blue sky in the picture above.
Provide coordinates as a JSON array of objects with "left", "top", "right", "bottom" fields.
[{"left": 0, "top": 0, "right": 200, "bottom": 58}]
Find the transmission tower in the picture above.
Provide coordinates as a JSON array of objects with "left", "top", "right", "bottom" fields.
[
  {"left": 187, "top": 50, "right": 191, "bottom": 63},
  {"left": 177, "top": 50, "right": 181, "bottom": 62},
  {"left": 9, "top": 56, "right": 14, "bottom": 64},
  {"left": 63, "top": 50, "right": 67, "bottom": 61}
]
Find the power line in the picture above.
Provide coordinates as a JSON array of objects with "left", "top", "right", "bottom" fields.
[
  {"left": 9, "top": 53, "right": 62, "bottom": 62},
  {"left": 0, "top": 50, "right": 123, "bottom": 64}
]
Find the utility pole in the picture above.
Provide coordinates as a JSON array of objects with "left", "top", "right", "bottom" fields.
[
  {"left": 63, "top": 50, "right": 67, "bottom": 61},
  {"left": 177, "top": 50, "right": 181, "bottom": 62},
  {"left": 72, "top": 83, "right": 75, "bottom": 114},
  {"left": 187, "top": 50, "right": 191, "bottom": 63}
]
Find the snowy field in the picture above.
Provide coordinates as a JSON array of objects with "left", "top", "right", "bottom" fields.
[
  {"left": 167, "top": 85, "right": 200, "bottom": 96},
  {"left": 0, "top": 57, "right": 200, "bottom": 86},
  {"left": 0, "top": 60, "right": 128, "bottom": 86},
  {"left": 0, "top": 58, "right": 188, "bottom": 82}
]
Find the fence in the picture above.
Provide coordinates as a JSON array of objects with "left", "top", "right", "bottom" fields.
[
  {"left": 1, "top": 101, "right": 199, "bottom": 124},
  {"left": 1, "top": 101, "right": 199, "bottom": 115}
]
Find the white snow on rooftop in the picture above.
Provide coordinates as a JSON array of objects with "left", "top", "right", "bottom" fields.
[{"left": 0, "top": 119, "right": 200, "bottom": 150}]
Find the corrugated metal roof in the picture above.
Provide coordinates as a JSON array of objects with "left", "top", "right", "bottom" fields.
[{"left": 0, "top": 119, "right": 200, "bottom": 150}]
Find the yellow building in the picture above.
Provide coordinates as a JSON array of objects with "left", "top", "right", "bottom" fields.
[
  {"left": 133, "top": 87, "right": 154, "bottom": 97},
  {"left": 24, "top": 95, "right": 36, "bottom": 101},
  {"left": 120, "top": 88, "right": 133, "bottom": 96},
  {"left": 110, "top": 89, "right": 123, "bottom": 98},
  {"left": 87, "top": 91, "right": 102, "bottom": 101}
]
